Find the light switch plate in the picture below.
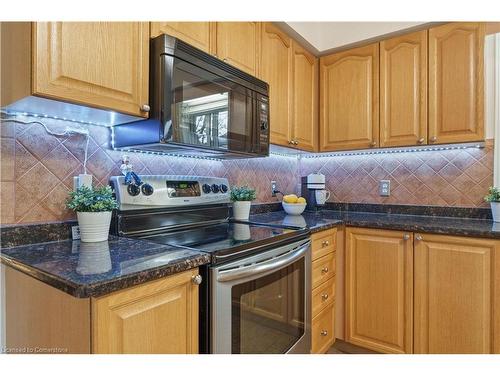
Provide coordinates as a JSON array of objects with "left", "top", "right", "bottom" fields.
[
  {"left": 379, "top": 180, "right": 390, "bottom": 196},
  {"left": 71, "top": 225, "right": 81, "bottom": 240},
  {"left": 271, "top": 180, "right": 277, "bottom": 197}
]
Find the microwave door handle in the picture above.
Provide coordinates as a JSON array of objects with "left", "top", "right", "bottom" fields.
[
  {"left": 216, "top": 241, "right": 310, "bottom": 282},
  {"left": 160, "top": 53, "right": 174, "bottom": 141}
]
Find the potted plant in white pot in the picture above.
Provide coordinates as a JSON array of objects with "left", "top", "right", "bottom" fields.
[
  {"left": 485, "top": 187, "right": 500, "bottom": 222},
  {"left": 230, "top": 186, "right": 256, "bottom": 221},
  {"left": 66, "top": 185, "right": 118, "bottom": 242}
]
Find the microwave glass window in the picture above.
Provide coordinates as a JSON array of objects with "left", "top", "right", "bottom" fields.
[{"left": 172, "top": 59, "right": 255, "bottom": 153}]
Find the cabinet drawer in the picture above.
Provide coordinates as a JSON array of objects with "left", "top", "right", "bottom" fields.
[
  {"left": 312, "top": 279, "right": 335, "bottom": 318},
  {"left": 312, "top": 253, "right": 335, "bottom": 289},
  {"left": 311, "top": 228, "right": 336, "bottom": 261},
  {"left": 311, "top": 303, "right": 335, "bottom": 353}
]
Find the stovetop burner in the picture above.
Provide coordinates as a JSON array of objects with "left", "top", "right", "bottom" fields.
[{"left": 136, "top": 221, "right": 309, "bottom": 264}]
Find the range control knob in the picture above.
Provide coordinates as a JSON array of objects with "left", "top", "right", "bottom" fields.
[
  {"left": 202, "top": 184, "right": 212, "bottom": 194},
  {"left": 127, "top": 184, "right": 141, "bottom": 196},
  {"left": 141, "top": 183, "right": 154, "bottom": 196},
  {"left": 220, "top": 184, "right": 228, "bottom": 193},
  {"left": 211, "top": 184, "right": 220, "bottom": 193}
]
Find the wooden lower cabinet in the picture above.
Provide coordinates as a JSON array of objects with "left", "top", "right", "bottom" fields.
[
  {"left": 4, "top": 267, "right": 200, "bottom": 354},
  {"left": 92, "top": 269, "right": 199, "bottom": 354},
  {"left": 345, "top": 227, "right": 413, "bottom": 354},
  {"left": 414, "top": 234, "right": 500, "bottom": 354},
  {"left": 310, "top": 228, "right": 337, "bottom": 353}
]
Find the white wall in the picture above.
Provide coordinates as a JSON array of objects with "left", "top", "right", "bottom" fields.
[{"left": 286, "top": 22, "right": 425, "bottom": 51}]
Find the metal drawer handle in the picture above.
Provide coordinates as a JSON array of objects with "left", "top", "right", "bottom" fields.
[
  {"left": 417, "top": 137, "right": 425, "bottom": 144},
  {"left": 191, "top": 274, "right": 202, "bottom": 285},
  {"left": 321, "top": 240, "right": 330, "bottom": 247},
  {"left": 321, "top": 293, "right": 329, "bottom": 301},
  {"left": 321, "top": 267, "right": 329, "bottom": 274},
  {"left": 140, "top": 104, "right": 150, "bottom": 112},
  {"left": 403, "top": 234, "right": 410, "bottom": 240},
  {"left": 320, "top": 330, "right": 328, "bottom": 336},
  {"left": 416, "top": 234, "right": 423, "bottom": 241}
]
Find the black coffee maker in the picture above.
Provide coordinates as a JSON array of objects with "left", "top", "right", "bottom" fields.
[{"left": 301, "top": 173, "right": 328, "bottom": 211}]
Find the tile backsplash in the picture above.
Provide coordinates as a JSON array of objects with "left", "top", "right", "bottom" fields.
[
  {"left": 0, "top": 114, "right": 494, "bottom": 225},
  {"left": 300, "top": 144, "right": 493, "bottom": 208}
]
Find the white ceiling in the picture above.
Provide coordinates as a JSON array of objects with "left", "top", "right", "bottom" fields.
[{"left": 286, "top": 22, "right": 426, "bottom": 52}]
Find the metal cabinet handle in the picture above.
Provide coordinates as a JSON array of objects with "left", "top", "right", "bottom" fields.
[
  {"left": 320, "top": 330, "right": 328, "bottom": 336},
  {"left": 415, "top": 234, "right": 423, "bottom": 241},
  {"left": 288, "top": 140, "right": 294, "bottom": 145},
  {"left": 321, "top": 293, "right": 329, "bottom": 301},
  {"left": 369, "top": 141, "right": 376, "bottom": 147},
  {"left": 294, "top": 140, "right": 299, "bottom": 145},
  {"left": 429, "top": 136, "right": 437, "bottom": 143},
  {"left": 417, "top": 138, "right": 425, "bottom": 144},
  {"left": 223, "top": 58, "right": 228, "bottom": 62},
  {"left": 321, "top": 240, "right": 330, "bottom": 247},
  {"left": 140, "top": 104, "right": 150, "bottom": 112},
  {"left": 321, "top": 267, "right": 329, "bottom": 274},
  {"left": 191, "top": 274, "right": 203, "bottom": 285},
  {"left": 403, "top": 234, "right": 410, "bottom": 240}
]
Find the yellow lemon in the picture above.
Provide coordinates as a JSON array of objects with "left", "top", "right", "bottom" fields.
[
  {"left": 296, "top": 197, "right": 306, "bottom": 204},
  {"left": 283, "top": 194, "right": 298, "bottom": 203}
]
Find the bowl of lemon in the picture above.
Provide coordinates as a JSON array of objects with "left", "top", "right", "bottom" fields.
[{"left": 282, "top": 194, "right": 307, "bottom": 215}]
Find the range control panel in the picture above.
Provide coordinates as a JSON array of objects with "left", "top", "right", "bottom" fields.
[{"left": 110, "top": 175, "right": 230, "bottom": 210}]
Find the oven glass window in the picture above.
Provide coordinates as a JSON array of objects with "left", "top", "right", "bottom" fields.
[
  {"left": 231, "top": 259, "right": 305, "bottom": 354},
  {"left": 172, "top": 59, "right": 254, "bottom": 153}
]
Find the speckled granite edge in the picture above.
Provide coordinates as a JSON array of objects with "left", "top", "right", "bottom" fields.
[
  {"left": 324, "top": 202, "right": 492, "bottom": 219},
  {"left": 0, "top": 220, "right": 77, "bottom": 248},
  {"left": 0, "top": 251, "right": 211, "bottom": 298}
]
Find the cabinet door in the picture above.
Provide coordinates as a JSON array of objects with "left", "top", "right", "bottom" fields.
[
  {"left": 320, "top": 43, "right": 379, "bottom": 151},
  {"left": 414, "top": 234, "right": 500, "bottom": 354},
  {"left": 34, "top": 22, "right": 150, "bottom": 117},
  {"left": 380, "top": 30, "right": 427, "bottom": 147},
  {"left": 215, "top": 22, "right": 260, "bottom": 76},
  {"left": 428, "top": 22, "right": 485, "bottom": 144},
  {"left": 346, "top": 227, "right": 413, "bottom": 353},
  {"left": 92, "top": 269, "right": 199, "bottom": 354},
  {"left": 150, "top": 22, "right": 213, "bottom": 53},
  {"left": 261, "top": 23, "right": 293, "bottom": 148},
  {"left": 292, "top": 40, "right": 319, "bottom": 152}
]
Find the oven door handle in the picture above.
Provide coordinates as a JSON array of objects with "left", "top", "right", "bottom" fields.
[{"left": 216, "top": 241, "right": 310, "bottom": 282}]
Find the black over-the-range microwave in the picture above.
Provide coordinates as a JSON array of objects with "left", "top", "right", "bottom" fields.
[{"left": 112, "top": 34, "right": 270, "bottom": 159}]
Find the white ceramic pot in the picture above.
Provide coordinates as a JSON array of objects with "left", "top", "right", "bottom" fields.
[
  {"left": 491, "top": 202, "right": 500, "bottom": 222},
  {"left": 77, "top": 211, "right": 112, "bottom": 242},
  {"left": 282, "top": 202, "right": 306, "bottom": 216},
  {"left": 76, "top": 241, "right": 111, "bottom": 275},
  {"left": 233, "top": 201, "right": 252, "bottom": 221}
]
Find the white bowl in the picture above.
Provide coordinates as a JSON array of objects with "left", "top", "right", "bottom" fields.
[{"left": 282, "top": 202, "right": 306, "bottom": 216}]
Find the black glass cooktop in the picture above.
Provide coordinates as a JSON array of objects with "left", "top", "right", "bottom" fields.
[{"left": 138, "top": 222, "right": 309, "bottom": 264}]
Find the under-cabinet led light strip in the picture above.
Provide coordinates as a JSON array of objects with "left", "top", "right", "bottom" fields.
[
  {"left": 270, "top": 142, "right": 486, "bottom": 159},
  {"left": 0, "top": 110, "right": 109, "bottom": 127}
]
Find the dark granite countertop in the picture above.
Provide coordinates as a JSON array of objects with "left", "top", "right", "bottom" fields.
[
  {"left": 248, "top": 209, "right": 500, "bottom": 239},
  {"left": 0, "top": 236, "right": 210, "bottom": 298}
]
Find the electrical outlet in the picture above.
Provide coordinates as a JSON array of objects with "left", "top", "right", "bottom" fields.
[
  {"left": 71, "top": 226, "right": 81, "bottom": 240},
  {"left": 379, "top": 180, "right": 391, "bottom": 197},
  {"left": 271, "top": 181, "right": 277, "bottom": 197}
]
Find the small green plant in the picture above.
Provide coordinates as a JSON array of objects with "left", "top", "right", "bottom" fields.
[
  {"left": 66, "top": 185, "right": 118, "bottom": 212},
  {"left": 484, "top": 187, "right": 500, "bottom": 203},
  {"left": 230, "top": 186, "right": 256, "bottom": 202}
]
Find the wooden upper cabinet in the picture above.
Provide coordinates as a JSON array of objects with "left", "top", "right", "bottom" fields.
[
  {"left": 292, "top": 40, "right": 319, "bottom": 152},
  {"left": 34, "top": 22, "right": 150, "bottom": 117},
  {"left": 261, "top": 23, "right": 293, "bottom": 148},
  {"left": 380, "top": 30, "right": 428, "bottom": 147},
  {"left": 414, "top": 234, "right": 500, "bottom": 354},
  {"left": 320, "top": 43, "right": 379, "bottom": 151},
  {"left": 346, "top": 227, "right": 413, "bottom": 354},
  {"left": 150, "top": 22, "right": 213, "bottom": 53},
  {"left": 428, "top": 22, "right": 485, "bottom": 144},
  {"left": 215, "top": 22, "right": 260, "bottom": 76},
  {"left": 92, "top": 269, "right": 199, "bottom": 354}
]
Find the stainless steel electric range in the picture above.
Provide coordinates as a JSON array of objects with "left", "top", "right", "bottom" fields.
[{"left": 109, "top": 175, "right": 311, "bottom": 354}]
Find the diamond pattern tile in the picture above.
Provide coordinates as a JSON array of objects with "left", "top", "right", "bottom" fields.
[{"left": 0, "top": 113, "right": 495, "bottom": 224}]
